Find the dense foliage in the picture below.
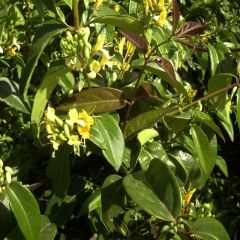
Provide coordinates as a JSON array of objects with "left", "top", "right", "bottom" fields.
[{"left": 0, "top": 0, "right": 239, "bottom": 239}]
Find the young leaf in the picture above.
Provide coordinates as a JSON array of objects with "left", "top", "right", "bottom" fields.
[
  {"left": 94, "top": 114, "right": 124, "bottom": 171},
  {"left": 0, "top": 77, "right": 30, "bottom": 114},
  {"left": 6, "top": 182, "right": 42, "bottom": 240},
  {"left": 175, "top": 21, "right": 206, "bottom": 38},
  {"left": 172, "top": 0, "right": 180, "bottom": 34},
  {"left": 20, "top": 21, "right": 68, "bottom": 98},
  {"left": 56, "top": 87, "right": 126, "bottom": 114},
  {"left": 216, "top": 156, "right": 228, "bottom": 178},
  {"left": 46, "top": 144, "right": 72, "bottom": 198},
  {"left": 123, "top": 171, "right": 174, "bottom": 221},
  {"left": 191, "top": 218, "right": 230, "bottom": 240},
  {"left": 31, "top": 63, "right": 69, "bottom": 127},
  {"left": 118, "top": 29, "right": 148, "bottom": 53},
  {"left": 91, "top": 14, "right": 143, "bottom": 33}
]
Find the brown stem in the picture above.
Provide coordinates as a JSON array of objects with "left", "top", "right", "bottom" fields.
[{"left": 122, "top": 37, "right": 172, "bottom": 131}]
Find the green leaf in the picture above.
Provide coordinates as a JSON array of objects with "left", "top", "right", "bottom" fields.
[
  {"left": 58, "top": 72, "right": 75, "bottom": 94},
  {"left": 79, "top": 190, "right": 101, "bottom": 216},
  {"left": 56, "top": 87, "right": 126, "bottom": 114},
  {"left": 46, "top": 144, "right": 71, "bottom": 198},
  {"left": 91, "top": 14, "right": 143, "bottom": 34},
  {"left": 190, "top": 126, "right": 217, "bottom": 187},
  {"left": 0, "top": 77, "right": 30, "bottom": 114},
  {"left": 62, "top": 0, "right": 72, "bottom": 9},
  {"left": 101, "top": 175, "right": 125, "bottom": 226},
  {"left": 208, "top": 73, "right": 235, "bottom": 141},
  {"left": 124, "top": 106, "right": 174, "bottom": 140},
  {"left": 123, "top": 171, "right": 174, "bottom": 221},
  {"left": 20, "top": 21, "right": 68, "bottom": 98},
  {"left": 194, "top": 111, "right": 225, "bottom": 141},
  {"left": 208, "top": 43, "right": 235, "bottom": 76},
  {"left": 6, "top": 182, "right": 42, "bottom": 240},
  {"left": 216, "top": 156, "right": 228, "bottom": 178},
  {"left": 145, "top": 159, "right": 182, "bottom": 217},
  {"left": 39, "top": 215, "right": 57, "bottom": 240},
  {"left": 137, "top": 128, "right": 159, "bottom": 146},
  {"left": 192, "top": 218, "right": 230, "bottom": 240},
  {"left": 31, "top": 63, "right": 69, "bottom": 127},
  {"left": 94, "top": 114, "right": 124, "bottom": 171}
]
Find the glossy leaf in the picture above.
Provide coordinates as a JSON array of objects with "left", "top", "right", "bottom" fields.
[
  {"left": 20, "top": 21, "right": 68, "bottom": 97},
  {"left": 118, "top": 29, "right": 148, "bottom": 53},
  {"left": 6, "top": 182, "right": 42, "bottom": 240},
  {"left": 0, "top": 77, "right": 30, "bottom": 114},
  {"left": 62, "top": 0, "right": 72, "bottom": 9},
  {"left": 39, "top": 215, "right": 57, "bottom": 240},
  {"left": 208, "top": 43, "right": 234, "bottom": 76},
  {"left": 91, "top": 14, "right": 143, "bottom": 33},
  {"left": 194, "top": 111, "right": 225, "bottom": 141},
  {"left": 172, "top": 0, "right": 180, "bottom": 34},
  {"left": 31, "top": 63, "right": 69, "bottom": 126},
  {"left": 46, "top": 144, "right": 71, "bottom": 198},
  {"left": 94, "top": 114, "right": 124, "bottom": 171},
  {"left": 216, "top": 156, "right": 228, "bottom": 178},
  {"left": 56, "top": 87, "right": 126, "bottom": 114},
  {"left": 101, "top": 175, "right": 124, "bottom": 223},
  {"left": 137, "top": 129, "right": 159, "bottom": 146},
  {"left": 145, "top": 159, "right": 182, "bottom": 217},
  {"left": 175, "top": 21, "right": 206, "bottom": 38},
  {"left": 190, "top": 126, "right": 217, "bottom": 187},
  {"left": 58, "top": 72, "right": 75, "bottom": 93},
  {"left": 123, "top": 171, "right": 174, "bottom": 221},
  {"left": 124, "top": 106, "right": 174, "bottom": 140},
  {"left": 192, "top": 218, "right": 230, "bottom": 240},
  {"left": 79, "top": 190, "right": 101, "bottom": 216}
]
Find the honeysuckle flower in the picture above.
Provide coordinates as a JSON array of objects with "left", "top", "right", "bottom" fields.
[
  {"left": 183, "top": 188, "right": 196, "bottom": 208},
  {"left": 157, "top": 0, "right": 164, "bottom": 10},
  {"left": 91, "top": 35, "right": 105, "bottom": 56},
  {"left": 100, "top": 49, "right": 111, "bottom": 68},
  {"left": 6, "top": 47, "right": 16, "bottom": 57},
  {"left": 87, "top": 60, "right": 101, "bottom": 79},
  {"left": 45, "top": 107, "right": 56, "bottom": 122},
  {"left": 156, "top": 8, "right": 167, "bottom": 27},
  {"left": 68, "top": 134, "right": 81, "bottom": 146}
]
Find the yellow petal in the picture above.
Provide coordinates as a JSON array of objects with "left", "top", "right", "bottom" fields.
[
  {"left": 183, "top": 188, "right": 196, "bottom": 207},
  {"left": 69, "top": 108, "right": 79, "bottom": 123}
]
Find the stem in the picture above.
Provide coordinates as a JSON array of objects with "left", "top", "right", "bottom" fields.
[
  {"left": 175, "top": 38, "right": 240, "bottom": 52},
  {"left": 73, "top": 0, "right": 80, "bottom": 31},
  {"left": 169, "top": 82, "right": 239, "bottom": 116},
  {"left": 122, "top": 37, "right": 172, "bottom": 130}
]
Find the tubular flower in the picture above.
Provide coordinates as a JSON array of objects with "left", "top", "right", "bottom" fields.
[
  {"left": 183, "top": 188, "right": 196, "bottom": 208},
  {"left": 91, "top": 35, "right": 105, "bottom": 56},
  {"left": 156, "top": 8, "right": 167, "bottom": 27}
]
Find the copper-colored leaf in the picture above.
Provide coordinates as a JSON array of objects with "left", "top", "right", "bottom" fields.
[
  {"left": 172, "top": 0, "right": 180, "bottom": 34},
  {"left": 155, "top": 57, "right": 178, "bottom": 89},
  {"left": 175, "top": 21, "right": 206, "bottom": 38},
  {"left": 135, "top": 83, "right": 162, "bottom": 99},
  {"left": 118, "top": 29, "right": 148, "bottom": 53},
  {"left": 56, "top": 87, "right": 127, "bottom": 114}
]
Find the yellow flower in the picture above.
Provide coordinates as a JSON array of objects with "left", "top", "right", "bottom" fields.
[
  {"left": 45, "top": 107, "right": 56, "bottom": 122},
  {"left": 68, "top": 134, "right": 81, "bottom": 146},
  {"left": 51, "top": 140, "right": 61, "bottom": 151},
  {"left": 87, "top": 60, "right": 101, "bottom": 79},
  {"left": 91, "top": 35, "right": 105, "bottom": 56},
  {"left": 6, "top": 47, "right": 16, "bottom": 57},
  {"left": 156, "top": 8, "right": 167, "bottom": 27},
  {"left": 100, "top": 49, "right": 110, "bottom": 68},
  {"left": 157, "top": 0, "right": 164, "bottom": 10},
  {"left": 183, "top": 188, "right": 196, "bottom": 208}
]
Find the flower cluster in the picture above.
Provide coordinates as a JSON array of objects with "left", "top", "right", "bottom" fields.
[
  {"left": 0, "top": 159, "right": 13, "bottom": 198},
  {"left": 60, "top": 28, "right": 111, "bottom": 79},
  {"left": 44, "top": 107, "right": 94, "bottom": 156},
  {"left": 144, "top": 0, "right": 172, "bottom": 27}
]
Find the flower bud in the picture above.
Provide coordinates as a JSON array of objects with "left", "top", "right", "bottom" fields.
[
  {"left": 64, "top": 124, "right": 71, "bottom": 138},
  {"left": 5, "top": 166, "right": 13, "bottom": 174},
  {"left": 0, "top": 159, "right": 3, "bottom": 168},
  {"left": 5, "top": 172, "right": 12, "bottom": 184}
]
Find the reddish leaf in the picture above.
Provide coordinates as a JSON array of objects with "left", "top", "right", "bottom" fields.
[
  {"left": 56, "top": 87, "right": 127, "bottom": 114},
  {"left": 172, "top": 0, "right": 180, "bottom": 34},
  {"left": 175, "top": 21, "right": 206, "bottom": 38},
  {"left": 155, "top": 57, "right": 179, "bottom": 90},
  {"left": 118, "top": 29, "right": 148, "bottom": 53},
  {"left": 135, "top": 83, "right": 162, "bottom": 99}
]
